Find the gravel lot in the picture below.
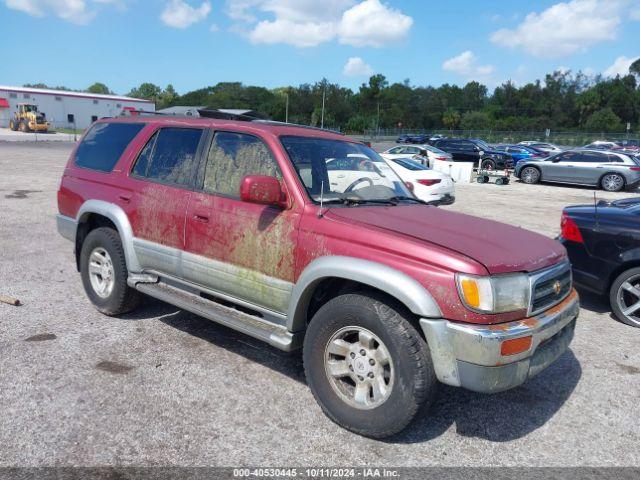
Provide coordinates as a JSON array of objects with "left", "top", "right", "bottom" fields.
[{"left": 1, "top": 142, "right": 639, "bottom": 467}]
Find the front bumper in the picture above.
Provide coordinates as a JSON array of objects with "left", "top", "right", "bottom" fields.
[{"left": 419, "top": 289, "right": 579, "bottom": 393}]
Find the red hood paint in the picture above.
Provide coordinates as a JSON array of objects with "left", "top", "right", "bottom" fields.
[{"left": 326, "top": 205, "right": 566, "bottom": 274}]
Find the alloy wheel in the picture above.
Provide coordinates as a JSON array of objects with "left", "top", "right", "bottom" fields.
[
  {"left": 88, "top": 247, "right": 115, "bottom": 299},
  {"left": 324, "top": 327, "right": 394, "bottom": 410},
  {"left": 602, "top": 174, "right": 624, "bottom": 192},
  {"left": 616, "top": 275, "right": 640, "bottom": 327}
]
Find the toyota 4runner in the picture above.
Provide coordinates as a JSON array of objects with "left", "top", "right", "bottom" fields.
[{"left": 57, "top": 117, "right": 579, "bottom": 438}]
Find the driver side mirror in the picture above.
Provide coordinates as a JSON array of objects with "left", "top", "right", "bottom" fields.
[{"left": 240, "top": 175, "right": 285, "bottom": 207}]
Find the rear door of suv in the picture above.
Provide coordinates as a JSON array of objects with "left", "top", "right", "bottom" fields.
[
  {"left": 182, "top": 129, "right": 300, "bottom": 314},
  {"left": 124, "top": 125, "right": 207, "bottom": 276}
]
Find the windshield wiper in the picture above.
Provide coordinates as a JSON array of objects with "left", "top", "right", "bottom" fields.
[
  {"left": 388, "top": 195, "right": 429, "bottom": 205},
  {"left": 340, "top": 196, "right": 399, "bottom": 206}
]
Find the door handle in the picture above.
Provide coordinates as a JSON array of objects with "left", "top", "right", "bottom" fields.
[
  {"left": 118, "top": 194, "right": 132, "bottom": 203},
  {"left": 193, "top": 214, "right": 209, "bottom": 223}
]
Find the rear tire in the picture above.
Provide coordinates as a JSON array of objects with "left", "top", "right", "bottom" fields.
[
  {"left": 520, "top": 166, "right": 540, "bottom": 184},
  {"left": 610, "top": 267, "right": 640, "bottom": 328},
  {"left": 303, "top": 292, "right": 437, "bottom": 438},
  {"left": 9, "top": 119, "right": 18, "bottom": 131},
  {"left": 80, "top": 227, "right": 141, "bottom": 316},
  {"left": 601, "top": 173, "right": 625, "bottom": 192}
]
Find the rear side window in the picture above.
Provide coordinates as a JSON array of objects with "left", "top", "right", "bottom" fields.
[
  {"left": 203, "top": 131, "right": 281, "bottom": 197},
  {"left": 74, "top": 122, "right": 145, "bottom": 172},
  {"left": 131, "top": 127, "right": 203, "bottom": 187}
]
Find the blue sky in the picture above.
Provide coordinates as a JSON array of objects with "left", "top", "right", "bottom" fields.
[{"left": 1, "top": 0, "right": 639, "bottom": 95}]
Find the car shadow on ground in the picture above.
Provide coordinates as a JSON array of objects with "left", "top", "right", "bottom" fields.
[
  {"left": 512, "top": 178, "right": 640, "bottom": 194},
  {"left": 576, "top": 288, "right": 609, "bottom": 314},
  {"left": 127, "top": 298, "right": 582, "bottom": 444}
]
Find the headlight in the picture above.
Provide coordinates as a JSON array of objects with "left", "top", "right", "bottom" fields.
[{"left": 456, "top": 273, "right": 530, "bottom": 313}]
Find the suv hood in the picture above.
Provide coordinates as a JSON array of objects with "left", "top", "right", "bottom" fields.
[{"left": 327, "top": 205, "right": 565, "bottom": 274}]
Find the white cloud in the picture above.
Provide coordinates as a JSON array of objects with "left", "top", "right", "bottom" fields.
[
  {"left": 603, "top": 55, "right": 640, "bottom": 77},
  {"left": 4, "top": 0, "right": 101, "bottom": 24},
  {"left": 249, "top": 19, "right": 335, "bottom": 46},
  {"left": 442, "top": 51, "right": 494, "bottom": 78},
  {"left": 161, "top": 0, "right": 211, "bottom": 29},
  {"left": 491, "top": 0, "right": 626, "bottom": 58},
  {"left": 343, "top": 57, "right": 373, "bottom": 76},
  {"left": 226, "top": 0, "right": 412, "bottom": 48},
  {"left": 338, "top": 0, "right": 412, "bottom": 47}
]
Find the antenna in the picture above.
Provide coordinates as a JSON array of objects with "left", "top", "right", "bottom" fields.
[{"left": 318, "top": 181, "right": 325, "bottom": 218}]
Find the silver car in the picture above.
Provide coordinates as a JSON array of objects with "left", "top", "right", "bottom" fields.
[{"left": 515, "top": 149, "right": 640, "bottom": 192}]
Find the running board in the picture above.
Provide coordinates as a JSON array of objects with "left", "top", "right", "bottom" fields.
[{"left": 135, "top": 282, "right": 302, "bottom": 352}]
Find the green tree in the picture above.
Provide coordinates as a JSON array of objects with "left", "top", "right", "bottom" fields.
[
  {"left": 86, "top": 82, "right": 112, "bottom": 95},
  {"left": 630, "top": 58, "right": 640, "bottom": 77},
  {"left": 460, "top": 111, "right": 492, "bottom": 130},
  {"left": 584, "top": 107, "right": 624, "bottom": 132},
  {"left": 442, "top": 109, "right": 461, "bottom": 129},
  {"left": 127, "top": 83, "right": 163, "bottom": 103}
]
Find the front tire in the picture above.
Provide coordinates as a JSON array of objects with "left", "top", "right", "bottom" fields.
[
  {"left": 601, "top": 173, "right": 625, "bottom": 192},
  {"left": 80, "top": 227, "right": 141, "bottom": 316},
  {"left": 520, "top": 166, "right": 540, "bottom": 184},
  {"left": 610, "top": 268, "right": 640, "bottom": 328},
  {"left": 481, "top": 159, "right": 496, "bottom": 171},
  {"left": 303, "top": 292, "right": 437, "bottom": 438}
]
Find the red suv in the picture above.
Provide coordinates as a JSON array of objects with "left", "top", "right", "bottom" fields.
[{"left": 57, "top": 116, "right": 579, "bottom": 438}]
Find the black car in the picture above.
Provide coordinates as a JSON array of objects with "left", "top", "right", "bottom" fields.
[
  {"left": 560, "top": 197, "right": 640, "bottom": 327},
  {"left": 396, "top": 133, "right": 429, "bottom": 144},
  {"left": 431, "top": 138, "right": 514, "bottom": 170}
]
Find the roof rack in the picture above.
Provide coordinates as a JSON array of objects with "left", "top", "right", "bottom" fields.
[{"left": 117, "top": 108, "right": 343, "bottom": 134}]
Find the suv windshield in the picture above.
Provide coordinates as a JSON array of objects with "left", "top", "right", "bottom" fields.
[{"left": 281, "top": 136, "right": 414, "bottom": 204}]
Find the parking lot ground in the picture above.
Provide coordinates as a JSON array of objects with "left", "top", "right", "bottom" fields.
[
  {"left": 0, "top": 128, "right": 75, "bottom": 142},
  {"left": 1, "top": 142, "right": 639, "bottom": 467}
]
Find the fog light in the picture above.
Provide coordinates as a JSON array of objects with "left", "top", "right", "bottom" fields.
[{"left": 501, "top": 336, "right": 532, "bottom": 356}]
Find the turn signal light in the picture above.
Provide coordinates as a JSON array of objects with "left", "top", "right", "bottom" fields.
[
  {"left": 501, "top": 336, "right": 533, "bottom": 356},
  {"left": 560, "top": 212, "right": 584, "bottom": 243},
  {"left": 460, "top": 278, "right": 480, "bottom": 308},
  {"left": 417, "top": 179, "right": 441, "bottom": 187}
]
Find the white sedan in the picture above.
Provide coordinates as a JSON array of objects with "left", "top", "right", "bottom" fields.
[
  {"left": 381, "top": 144, "right": 452, "bottom": 167},
  {"left": 384, "top": 157, "right": 455, "bottom": 205}
]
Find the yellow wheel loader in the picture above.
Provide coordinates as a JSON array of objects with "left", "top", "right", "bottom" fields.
[{"left": 9, "top": 104, "right": 50, "bottom": 133}]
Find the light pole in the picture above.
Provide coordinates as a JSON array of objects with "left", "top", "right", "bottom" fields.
[
  {"left": 285, "top": 92, "right": 289, "bottom": 123},
  {"left": 320, "top": 82, "right": 326, "bottom": 129}
]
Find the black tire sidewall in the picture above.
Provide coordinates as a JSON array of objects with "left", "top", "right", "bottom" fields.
[
  {"left": 482, "top": 160, "right": 496, "bottom": 170},
  {"left": 303, "top": 293, "right": 435, "bottom": 437},
  {"left": 80, "top": 228, "right": 132, "bottom": 315},
  {"left": 610, "top": 267, "right": 640, "bottom": 328}
]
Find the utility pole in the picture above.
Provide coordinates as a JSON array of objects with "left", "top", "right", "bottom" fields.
[
  {"left": 376, "top": 100, "right": 380, "bottom": 136},
  {"left": 321, "top": 82, "right": 326, "bottom": 129},
  {"left": 285, "top": 92, "right": 289, "bottom": 123}
]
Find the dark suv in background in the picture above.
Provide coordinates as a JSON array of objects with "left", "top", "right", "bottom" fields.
[{"left": 431, "top": 138, "right": 513, "bottom": 170}]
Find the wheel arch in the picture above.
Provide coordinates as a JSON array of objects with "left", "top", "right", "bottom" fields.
[
  {"left": 287, "top": 256, "right": 442, "bottom": 333},
  {"left": 74, "top": 200, "right": 140, "bottom": 272},
  {"left": 608, "top": 254, "right": 640, "bottom": 292}
]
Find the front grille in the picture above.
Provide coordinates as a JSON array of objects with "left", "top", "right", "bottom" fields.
[{"left": 531, "top": 266, "right": 571, "bottom": 314}]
